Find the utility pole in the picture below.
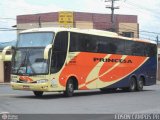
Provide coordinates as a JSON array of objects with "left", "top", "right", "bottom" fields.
[
  {"left": 157, "top": 35, "right": 159, "bottom": 46},
  {"left": 38, "top": 16, "right": 41, "bottom": 28},
  {"left": 105, "top": 0, "right": 119, "bottom": 32}
]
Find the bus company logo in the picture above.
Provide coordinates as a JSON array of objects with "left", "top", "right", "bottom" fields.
[{"left": 93, "top": 58, "right": 132, "bottom": 63}]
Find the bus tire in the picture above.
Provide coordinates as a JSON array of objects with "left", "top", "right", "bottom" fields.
[
  {"left": 64, "top": 79, "right": 74, "bottom": 97},
  {"left": 128, "top": 77, "right": 137, "bottom": 92},
  {"left": 136, "top": 77, "right": 144, "bottom": 91},
  {"left": 33, "top": 91, "right": 43, "bottom": 97}
]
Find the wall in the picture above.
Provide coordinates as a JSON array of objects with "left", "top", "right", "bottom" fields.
[
  {"left": 17, "top": 22, "right": 59, "bottom": 33},
  {"left": 75, "top": 21, "right": 93, "bottom": 29},
  {"left": 118, "top": 23, "right": 139, "bottom": 38},
  {"left": 0, "top": 61, "right": 4, "bottom": 83}
]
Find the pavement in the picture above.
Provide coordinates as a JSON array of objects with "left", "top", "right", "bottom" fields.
[{"left": 1, "top": 82, "right": 160, "bottom": 114}]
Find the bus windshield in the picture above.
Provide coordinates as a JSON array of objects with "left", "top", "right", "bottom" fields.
[
  {"left": 11, "top": 48, "right": 49, "bottom": 75},
  {"left": 18, "top": 32, "right": 54, "bottom": 47}
]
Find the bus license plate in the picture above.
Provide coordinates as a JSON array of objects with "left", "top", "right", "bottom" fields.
[{"left": 23, "top": 85, "right": 30, "bottom": 90}]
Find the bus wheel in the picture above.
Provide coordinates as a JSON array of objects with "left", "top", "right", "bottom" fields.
[
  {"left": 128, "top": 77, "right": 136, "bottom": 92},
  {"left": 136, "top": 77, "right": 144, "bottom": 91},
  {"left": 33, "top": 91, "right": 43, "bottom": 97},
  {"left": 64, "top": 79, "right": 74, "bottom": 97}
]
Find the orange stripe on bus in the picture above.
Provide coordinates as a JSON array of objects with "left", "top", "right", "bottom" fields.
[
  {"left": 99, "top": 54, "right": 122, "bottom": 75},
  {"left": 99, "top": 56, "right": 147, "bottom": 82},
  {"left": 59, "top": 52, "right": 106, "bottom": 87}
]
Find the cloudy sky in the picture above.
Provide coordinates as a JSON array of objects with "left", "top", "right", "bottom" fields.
[{"left": 0, "top": 0, "right": 160, "bottom": 42}]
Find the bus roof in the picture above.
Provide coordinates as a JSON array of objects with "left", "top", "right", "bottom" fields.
[{"left": 20, "top": 27, "right": 156, "bottom": 44}]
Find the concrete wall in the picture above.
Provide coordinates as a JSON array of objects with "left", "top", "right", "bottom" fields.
[
  {"left": 17, "top": 22, "right": 59, "bottom": 33},
  {"left": 118, "top": 23, "right": 139, "bottom": 38},
  {"left": 75, "top": 21, "right": 93, "bottom": 29},
  {"left": 0, "top": 61, "right": 4, "bottom": 83}
]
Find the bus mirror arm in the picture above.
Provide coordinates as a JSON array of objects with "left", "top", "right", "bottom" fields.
[{"left": 44, "top": 44, "right": 52, "bottom": 59}]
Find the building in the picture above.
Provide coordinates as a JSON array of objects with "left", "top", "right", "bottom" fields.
[
  {"left": 0, "top": 51, "right": 11, "bottom": 83},
  {"left": 17, "top": 11, "right": 139, "bottom": 38}
]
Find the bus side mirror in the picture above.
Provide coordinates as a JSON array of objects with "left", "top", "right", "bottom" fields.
[
  {"left": 44, "top": 44, "right": 52, "bottom": 59},
  {"left": 2, "top": 46, "right": 14, "bottom": 61}
]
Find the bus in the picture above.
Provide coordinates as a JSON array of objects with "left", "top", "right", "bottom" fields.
[{"left": 10, "top": 27, "right": 157, "bottom": 97}]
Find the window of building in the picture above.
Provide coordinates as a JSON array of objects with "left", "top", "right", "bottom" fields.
[{"left": 122, "top": 32, "right": 134, "bottom": 38}]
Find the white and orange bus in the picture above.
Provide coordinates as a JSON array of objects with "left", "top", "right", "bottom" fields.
[{"left": 10, "top": 27, "right": 157, "bottom": 97}]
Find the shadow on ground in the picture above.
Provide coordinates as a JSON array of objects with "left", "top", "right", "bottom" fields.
[{"left": 12, "top": 89, "right": 154, "bottom": 100}]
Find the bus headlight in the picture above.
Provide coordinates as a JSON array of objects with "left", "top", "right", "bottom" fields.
[{"left": 37, "top": 79, "right": 48, "bottom": 83}]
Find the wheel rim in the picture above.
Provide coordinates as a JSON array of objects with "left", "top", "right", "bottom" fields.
[
  {"left": 139, "top": 80, "right": 143, "bottom": 89},
  {"left": 131, "top": 81, "right": 135, "bottom": 90},
  {"left": 130, "top": 79, "right": 136, "bottom": 91},
  {"left": 68, "top": 83, "right": 74, "bottom": 93}
]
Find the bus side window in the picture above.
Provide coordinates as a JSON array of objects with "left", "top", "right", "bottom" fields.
[
  {"left": 145, "top": 44, "right": 157, "bottom": 57},
  {"left": 53, "top": 32, "right": 68, "bottom": 52},
  {"left": 82, "top": 34, "right": 96, "bottom": 52},
  {"left": 70, "top": 32, "right": 85, "bottom": 52},
  {"left": 51, "top": 32, "right": 68, "bottom": 73},
  {"left": 96, "top": 37, "right": 118, "bottom": 54},
  {"left": 132, "top": 42, "right": 145, "bottom": 56},
  {"left": 114, "top": 38, "right": 125, "bottom": 54},
  {"left": 105, "top": 38, "right": 117, "bottom": 54},
  {"left": 125, "top": 41, "right": 135, "bottom": 56},
  {"left": 70, "top": 33, "right": 97, "bottom": 53}
]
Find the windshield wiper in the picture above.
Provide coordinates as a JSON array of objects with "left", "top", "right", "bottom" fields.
[
  {"left": 17, "top": 51, "right": 27, "bottom": 74},
  {"left": 27, "top": 49, "right": 36, "bottom": 74}
]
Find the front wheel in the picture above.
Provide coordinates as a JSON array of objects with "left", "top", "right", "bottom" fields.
[
  {"left": 33, "top": 91, "right": 43, "bottom": 97},
  {"left": 63, "top": 79, "right": 74, "bottom": 97}
]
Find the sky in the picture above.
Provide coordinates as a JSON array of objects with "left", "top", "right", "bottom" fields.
[{"left": 0, "top": 0, "right": 160, "bottom": 42}]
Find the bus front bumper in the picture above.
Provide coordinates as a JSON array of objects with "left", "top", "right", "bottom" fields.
[{"left": 11, "top": 82, "right": 50, "bottom": 92}]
